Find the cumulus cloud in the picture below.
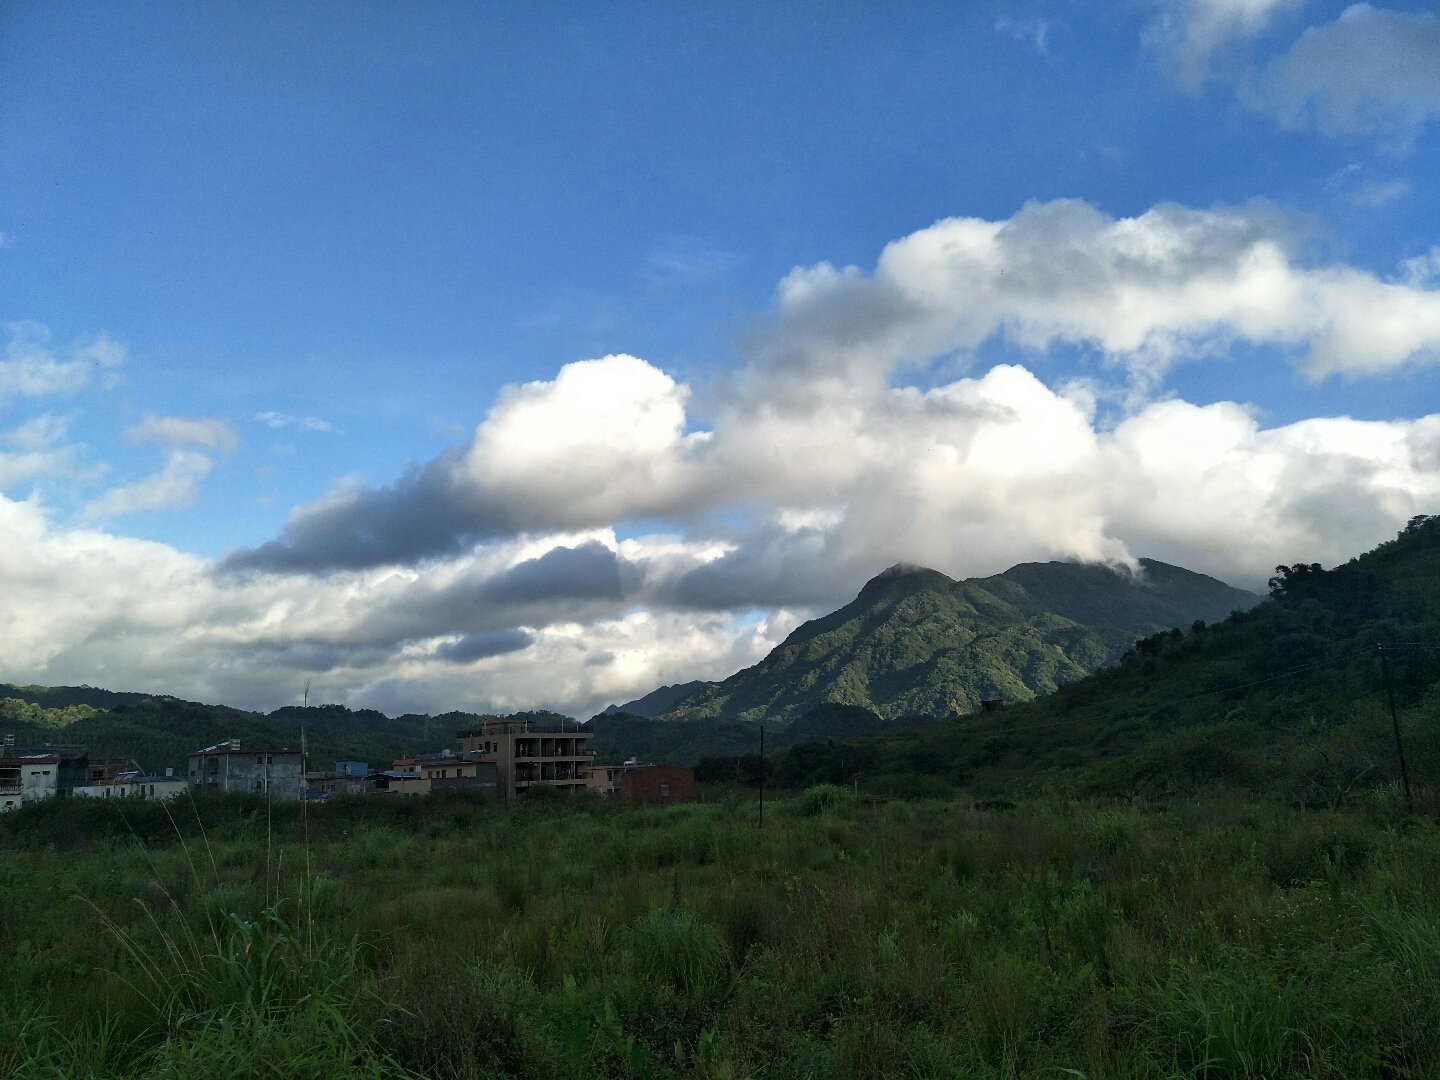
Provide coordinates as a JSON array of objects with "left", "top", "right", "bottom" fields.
[
  {"left": 127, "top": 415, "right": 238, "bottom": 453},
  {"left": 0, "top": 322, "right": 125, "bottom": 400},
  {"left": 1245, "top": 4, "right": 1440, "bottom": 145},
  {"left": 748, "top": 198, "right": 1440, "bottom": 394},
  {"left": 9, "top": 197, "right": 1440, "bottom": 718},
  {"left": 222, "top": 198, "right": 1440, "bottom": 592},
  {"left": 0, "top": 492, "right": 786, "bottom": 716},
  {"left": 225, "top": 354, "right": 709, "bottom": 573},
  {"left": 6, "top": 378, "right": 1438, "bottom": 718}
]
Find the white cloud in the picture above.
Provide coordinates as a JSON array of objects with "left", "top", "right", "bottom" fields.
[
  {"left": 5, "top": 367, "right": 1439, "bottom": 717},
  {"left": 748, "top": 198, "right": 1440, "bottom": 390},
  {"left": 994, "top": 17, "right": 1055, "bottom": 53},
  {"left": 7, "top": 355, "right": 1438, "bottom": 718},
  {"left": 0, "top": 323, "right": 125, "bottom": 400},
  {"left": 0, "top": 415, "right": 96, "bottom": 491},
  {"left": 226, "top": 198, "right": 1440, "bottom": 584},
  {"left": 1143, "top": 0, "right": 1301, "bottom": 88},
  {"left": 9, "top": 197, "right": 1440, "bottom": 718},
  {"left": 84, "top": 450, "right": 215, "bottom": 518},
  {"left": 255, "top": 411, "right": 340, "bottom": 434},
  {"left": 127, "top": 415, "right": 238, "bottom": 453},
  {"left": 1245, "top": 4, "right": 1440, "bottom": 145},
  {"left": 456, "top": 354, "right": 707, "bottom": 521}
]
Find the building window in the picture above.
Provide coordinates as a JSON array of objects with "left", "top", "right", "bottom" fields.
[
  {"left": 660, "top": 783, "right": 670, "bottom": 797},
  {"left": 256, "top": 755, "right": 264, "bottom": 764},
  {"left": 255, "top": 780, "right": 264, "bottom": 790}
]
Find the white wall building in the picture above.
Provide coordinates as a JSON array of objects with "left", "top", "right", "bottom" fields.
[{"left": 74, "top": 770, "right": 188, "bottom": 802}]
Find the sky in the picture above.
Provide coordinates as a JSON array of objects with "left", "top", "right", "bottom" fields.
[{"left": 2, "top": 0, "right": 1439, "bottom": 719}]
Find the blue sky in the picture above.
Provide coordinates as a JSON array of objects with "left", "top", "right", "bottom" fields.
[{"left": 3, "top": 1, "right": 1439, "bottom": 718}]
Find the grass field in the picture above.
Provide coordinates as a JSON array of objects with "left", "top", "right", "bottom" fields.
[{"left": 1, "top": 784, "right": 1437, "bottom": 1079}]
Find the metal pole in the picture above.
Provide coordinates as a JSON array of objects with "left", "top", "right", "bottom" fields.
[
  {"left": 1379, "top": 644, "right": 1414, "bottom": 813},
  {"left": 758, "top": 723, "right": 765, "bottom": 827}
]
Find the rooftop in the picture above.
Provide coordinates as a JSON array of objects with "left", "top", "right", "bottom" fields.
[{"left": 190, "top": 740, "right": 300, "bottom": 756}]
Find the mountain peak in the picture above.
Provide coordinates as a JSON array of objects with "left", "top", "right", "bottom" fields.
[{"left": 857, "top": 562, "right": 955, "bottom": 600}]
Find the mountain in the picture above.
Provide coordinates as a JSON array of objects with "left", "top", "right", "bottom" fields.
[
  {"left": 660, "top": 557, "right": 1259, "bottom": 725},
  {"left": 603, "top": 681, "right": 708, "bottom": 718},
  {"left": 741, "top": 515, "right": 1440, "bottom": 799}
]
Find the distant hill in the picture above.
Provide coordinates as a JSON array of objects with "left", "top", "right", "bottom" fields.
[
  {"left": 0, "top": 691, "right": 497, "bottom": 775},
  {"left": 602, "top": 681, "right": 708, "bottom": 718},
  {"left": 660, "top": 557, "right": 1258, "bottom": 726}
]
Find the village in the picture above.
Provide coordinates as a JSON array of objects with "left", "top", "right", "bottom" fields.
[{"left": 0, "top": 716, "right": 697, "bottom": 812}]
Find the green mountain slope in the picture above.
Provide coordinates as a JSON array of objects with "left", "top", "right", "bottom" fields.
[
  {"left": 749, "top": 515, "right": 1440, "bottom": 799},
  {"left": 662, "top": 558, "right": 1258, "bottom": 725}
]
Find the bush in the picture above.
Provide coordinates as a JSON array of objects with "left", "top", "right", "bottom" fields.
[{"left": 791, "top": 784, "right": 851, "bottom": 816}]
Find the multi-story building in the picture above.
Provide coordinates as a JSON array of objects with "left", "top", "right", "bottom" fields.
[
  {"left": 457, "top": 717, "right": 593, "bottom": 800},
  {"left": 0, "top": 739, "right": 91, "bottom": 812},
  {"left": 186, "top": 740, "right": 303, "bottom": 800}
]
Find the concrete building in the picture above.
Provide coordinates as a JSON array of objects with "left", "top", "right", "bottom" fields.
[
  {"left": 374, "top": 751, "right": 499, "bottom": 797},
  {"left": 416, "top": 751, "right": 499, "bottom": 794},
  {"left": 371, "top": 769, "right": 419, "bottom": 794},
  {"left": 586, "top": 762, "right": 627, "bottom": 796},
  {"left": 305, "top": 761, "right": 373, "bottom": 799},
  {"left": 0, "top": 751, "right": 59, "bottom": 812},
  {"left": 0, "top": 739, "right": 91, "bottom": 812},
  {"left": 186, "top": 740, "right": 303, "bottom": 800},
  {"left": 620, "top": 764, "right": 698, "bottom": 807},
  {"left": 75, "top": 770, "right": 188, "bottom": 802},
  {"left": 457, "top": 717, "right": 593, "bottom": 800}
]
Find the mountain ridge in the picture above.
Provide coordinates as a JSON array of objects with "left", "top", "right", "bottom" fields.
[{"left": 657, "top": 556, "right": 1259, "bottom": 725}]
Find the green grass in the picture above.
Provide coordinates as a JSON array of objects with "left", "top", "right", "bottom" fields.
[{"left": 1, "top": 786, "right": 1438, "bottom": 1078}]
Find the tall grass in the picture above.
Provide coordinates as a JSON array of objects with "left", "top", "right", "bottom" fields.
[{"left": 1, "top": 787, "right": 1436, "bottom": 1077}]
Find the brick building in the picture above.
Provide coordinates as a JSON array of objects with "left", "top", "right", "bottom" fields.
[{"left": 619, "top": 764, "right": 697, "bottom": 807}]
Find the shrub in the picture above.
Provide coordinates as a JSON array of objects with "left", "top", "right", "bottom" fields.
[{"left": 791, "top": 784, "right": 850, "bottom": 816}]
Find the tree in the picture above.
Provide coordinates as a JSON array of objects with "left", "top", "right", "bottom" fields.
[{"left": 1267, "top": 562, "right": 1325, "bottom": 597}]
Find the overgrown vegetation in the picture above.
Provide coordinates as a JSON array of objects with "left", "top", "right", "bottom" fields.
[{"left": 2, "top": 785, "right": 1437, "bottom": 1077}]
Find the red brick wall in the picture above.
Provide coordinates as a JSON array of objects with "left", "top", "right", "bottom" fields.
[{"left": 620, "top": 764, "right": 697, "bottom": 807}]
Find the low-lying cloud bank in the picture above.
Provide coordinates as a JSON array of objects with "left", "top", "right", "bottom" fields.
[{"left": 6, "top": 198, "right": 1440, "bottom": 718}]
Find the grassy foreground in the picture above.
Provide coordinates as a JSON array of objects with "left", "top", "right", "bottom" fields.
[{"left": 1, "top": 787, "right": 1437, "bottom": 1078}]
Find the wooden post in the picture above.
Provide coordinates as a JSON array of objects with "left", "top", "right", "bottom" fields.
[
  {"left": 1379, "top": 644, "right": 1414, "bottom": 813},
  {"left": 758, "top": 723, "right": 765, "bottom": 827}
]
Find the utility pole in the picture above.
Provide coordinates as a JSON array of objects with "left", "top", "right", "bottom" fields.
[
  {"left": 758, "top": 723, "right": 765, "bottom": 827},
  {"left": 1378, "top": 644, "right": 1414, "bottom": 813}
]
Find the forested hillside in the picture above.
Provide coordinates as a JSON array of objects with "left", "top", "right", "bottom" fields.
[
  {"left": 734, "top": 516, "right": 1440, "bottom": 800},
  {"left": 662, "top": 557, "right": 1257, "bottom": 725}
]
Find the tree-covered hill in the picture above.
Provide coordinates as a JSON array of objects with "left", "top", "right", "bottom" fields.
[
  {"left": 0, "top": 692, "right": 512, "bottom": 774},
  {"left": 741, "top": 516, "right": 1440, "bottom": 800},
  {"left": 660, "top": 557, "right": 1258, "bottom": 726}
]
